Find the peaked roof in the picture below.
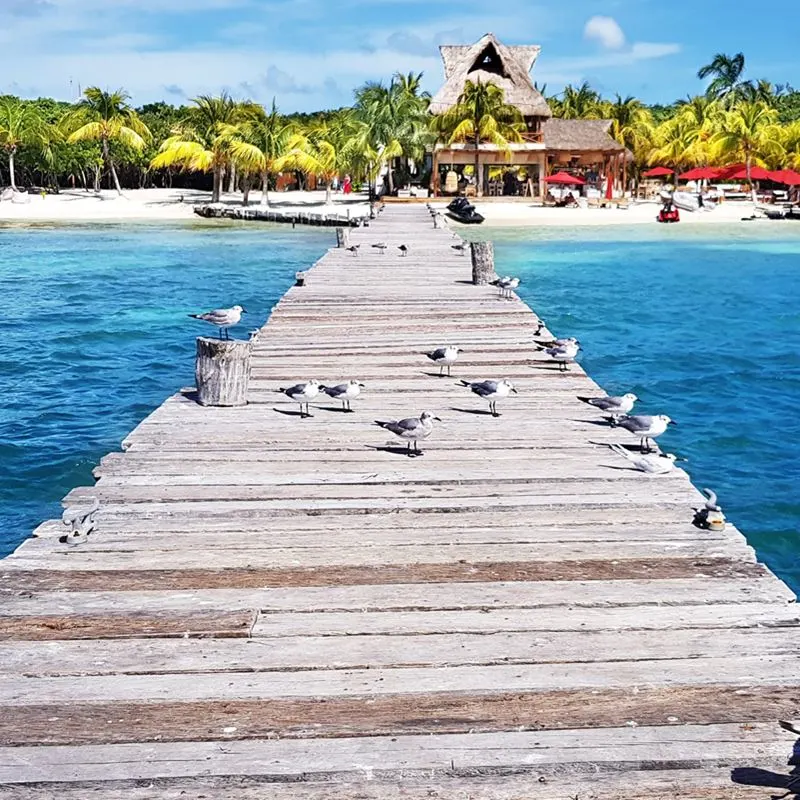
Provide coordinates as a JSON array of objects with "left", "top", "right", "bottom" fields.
[{"left": 430, "top": 33, "right": 551, "bottom": 118}]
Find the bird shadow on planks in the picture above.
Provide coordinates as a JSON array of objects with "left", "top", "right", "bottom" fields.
[
  {"left": 731, "top": 736, "right": 800, "bottom": 798},
  {"left": 449, "top": 407, "right": 496, "bottom": 416},
  {"left": 367, "top": 445, "right": 426, "bottom": 458},
  {"left": 273, "top": 408, "right": 310, "bottom": 418}
]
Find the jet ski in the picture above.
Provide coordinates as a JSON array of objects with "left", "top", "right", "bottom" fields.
[{"left": 447, "top": 197, "right": 485, "bottom": 225}]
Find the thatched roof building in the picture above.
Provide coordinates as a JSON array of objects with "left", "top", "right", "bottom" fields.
[
  {"left": 429, "top": 33, "right": 631, "bottom": 199},
  {"left": 429, "top": 33, "right": 552, "bottom": 118}
]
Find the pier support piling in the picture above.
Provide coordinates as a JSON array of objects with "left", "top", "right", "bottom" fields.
[
  {"left": 471, "top": 241, "right": 495, "bottom": 285},
  {"left": 194, "top": 337, "right": 252, "bottom": 407},
  {"left": 336, "top": 227, "right": 351, "bottom": 248}
]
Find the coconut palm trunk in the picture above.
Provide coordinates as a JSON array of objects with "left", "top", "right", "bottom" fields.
[
  {"left": 325, "top": 180, "right": 332, "bottom": 205},
  {"left": 212, "top": 166, "right": 222, "bottom": 203},
  {"left": 242, "top": 175, "right": 251, "bottom": 206},
  {"left": 7, "top": 147, "right": 16, "bottom": 191},
  {"left": 102, "top": 137, "right": 123, "bottom": 195},
  {"left": 261, "top": 171, "right": 270, "bottom": 206},
  {"left": 474, "top": 131, "right": 481, "bottom": 197},
  {"left": 227, "top": 163, "right": 236, "bottom": 194}
]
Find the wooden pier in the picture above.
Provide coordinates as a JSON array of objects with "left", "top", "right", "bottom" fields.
[{"left": 1, "top": 205, "right": 798, "bottom": 798}]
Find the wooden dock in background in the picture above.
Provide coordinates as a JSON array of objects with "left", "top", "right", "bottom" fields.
[{"left": 1, "top": 205, "right": 798, "bottom": 798}]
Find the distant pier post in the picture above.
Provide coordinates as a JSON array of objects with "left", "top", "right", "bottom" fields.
[
  {"left": 471, "top": 241, "right": 495, "bottom": 285},
  {"left": 194, "top": 337, "right": 252, "bottom": 407},
  {"left": 336, "top": 227, "right": 350, "bottom": 248}
]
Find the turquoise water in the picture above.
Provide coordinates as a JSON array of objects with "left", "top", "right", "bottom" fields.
[
  {"left": 0, "top": 222, "right": 331, "bottom": 550},
  {"left": 1, "top": 221, "right": 798, "bottom": 594},
  {"left": 488, "top": 224, "right": 800, "bottom": 592}
]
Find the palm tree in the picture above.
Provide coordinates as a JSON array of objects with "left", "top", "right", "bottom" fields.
[
  {"left": 0, "top": 97, "right": 51, "bottom": 190},
  {"left": 711, "top": 101, "right": 783, "bottom": 200},
  {"left": 554, "top": 82, "right": 601, "bottom": 119},
  {"left": 65, "top": 88, "right": 151, "bottom": 195},
  {"left": 151, "top": 93, "right": 247, "bottom": 202},
  {"left": 650, "top": 95, "right": 723, "bottom": 170},
  {"left": 432, "top": 80, "right": 523, "bottom": 196},
  {"left": 697, "top": 53, "right": 752, "bottom": 107},
  {"left": 602, "top": 95, "right": 655, "bottom": 154},
  {"left": 241, "top": 101, "right": 293, "bottom": 206},
  {"left": 355, "top": 72, "right": 431, "bottom": 195}
]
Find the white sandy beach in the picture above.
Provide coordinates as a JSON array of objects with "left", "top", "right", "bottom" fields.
[{"left": 0, "top": 186, "right": 761, "bottom": 227}]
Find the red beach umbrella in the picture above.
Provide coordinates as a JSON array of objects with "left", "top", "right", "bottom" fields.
[
  {"left": 678, "top": 167, "right": 719, "bottom": 181},
  {"left": 643, "top": 166, "right": 673, "bottom": 177},
  {"left": 545, "top": 171, "right": 586, "bottom": 185},
  {"left": 769, "top": 169, "right": 800, "bottom": 186},
  {"left": 724, "top": 165, "right": 772, "bottom": 181}
]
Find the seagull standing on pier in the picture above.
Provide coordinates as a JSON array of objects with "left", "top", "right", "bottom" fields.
[
  {"left": 614, "top": 414, "right": 676, "bottom": 453},
  {"left": 542, "top": 340, "right": 580, "bottom": 372},
  {"left": 375, "top": 411, "right": 441, "bottom": 457},
  {"left": 461, "top": 379, "right": 517, "bottom": 417},
  {"left": 608, "top": 444, "right": 679, "bottom": 474},
  {"left": 579, "top": 393, "right": 638, "bottom": 415},
  {"left": 322, "top": 380, "right": 365, "bottom": 412},
  {"left": 279, "top": 380, "right": 321, "bottom": 418},
  {"left": 494, "top": 276, "right": 520, "bottom": 299},
  {"left": 188, "top": 305, "right": 247, "bottom": 340},
  {"left": 398, "top": 244, "right": 409, "bottom": 256},
  {"left": 451, "top": 243, "right": 467, "bottom": 256},
  {"left": 371, "top": 242, "right": 388, "bottom": 254},
  {"left": 346, "top": 245, "right": 360, "bottom": 256},
  {"left": 425, "top": 346, "right": 463, "bottom": 377}
]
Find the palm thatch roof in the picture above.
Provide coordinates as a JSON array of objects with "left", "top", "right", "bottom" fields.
[
  {"left": 430, "top": 33, "right": 551, "bottom": 118},
  {"left": 542, "top": 119, "right": 626, "bottom": 152}
]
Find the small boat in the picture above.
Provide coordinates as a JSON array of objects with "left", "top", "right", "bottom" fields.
[{"left": 447, "top": 197, "right": 485, "bottom": 225}]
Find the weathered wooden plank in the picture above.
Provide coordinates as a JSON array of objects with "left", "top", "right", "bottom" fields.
[
  {"left": 0, "top": 558, "right": 769, "bottom": 589},
  {"left": 2, "top": 684, "right": 798, "bottom": 746},
  {"left": 0, "top": 724, "right": 790, "bottom": 783},
  {"left": 1, "top": 627, "right": 797, "bottom": 676},
  {"left": 0, "top": 611, "right": 255, "bottom": 641}
]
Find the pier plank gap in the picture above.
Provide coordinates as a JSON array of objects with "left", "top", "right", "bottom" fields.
[{"left": 0, "top": 205, "right": 797, "bottom": 798}]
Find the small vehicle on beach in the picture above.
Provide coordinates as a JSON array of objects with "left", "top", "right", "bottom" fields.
[
  {"left": 447, "top": 197, "right": 485, "bottom": 225},
  {"left": 657, "top": 200, "right": 680, "bottom": 223}
]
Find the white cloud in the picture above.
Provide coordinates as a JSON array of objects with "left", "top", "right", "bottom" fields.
[{"left": 583, "top": 16, "right": 626, "bottom": 50}]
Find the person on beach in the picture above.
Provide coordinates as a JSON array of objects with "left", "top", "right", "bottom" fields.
[{"left": 343, "top": 174, "right": 352, "bottom": 195}]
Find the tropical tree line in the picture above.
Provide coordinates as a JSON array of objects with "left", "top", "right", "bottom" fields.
[{"left": 2, "top": 52, "right": 800, "bottom": 197}]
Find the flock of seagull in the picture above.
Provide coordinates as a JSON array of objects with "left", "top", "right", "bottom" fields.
[{"left": 189, "top": 295, "right": 681, "bottom": 470}]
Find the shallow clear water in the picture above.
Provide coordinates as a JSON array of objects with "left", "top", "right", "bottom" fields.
[
  {"left": 0, "top": 221, "right": 331, "bottom": 552},
  {"left": 1, "top": 220, "right": 798, "bottom": 594},
  {"left": 486, "top": 223, "right": 800, "bottom": 592}
]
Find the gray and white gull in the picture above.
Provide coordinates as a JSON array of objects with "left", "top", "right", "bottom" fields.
[
  {"left": 375, "top": 411, "right": 441, "bottom": 457},
  {"left": 461, "top": 379, "right": 518, "bottom": 417}
]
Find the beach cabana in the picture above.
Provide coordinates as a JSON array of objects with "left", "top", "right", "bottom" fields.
[{"left": 429, "top": 34, "right": 629, "bottom": 198}]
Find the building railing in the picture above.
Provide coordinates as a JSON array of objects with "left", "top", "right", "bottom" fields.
[{"left": 520, "top": 131, "right": 544, "bottom": 143}]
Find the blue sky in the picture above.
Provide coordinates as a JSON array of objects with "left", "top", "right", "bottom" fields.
[{"left": 0, "top": 0, "right": 798, "bottom": 111}]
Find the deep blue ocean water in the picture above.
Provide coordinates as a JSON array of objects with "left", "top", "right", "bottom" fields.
[
  {"left": 489, "top": 224, "right": 800, "bottom": 592},
  {"left": 0, "top": 221, "right": 331, "bottom": 550},
  {"left": 1, "top": 220, "right": 798, "bottom": 593}
]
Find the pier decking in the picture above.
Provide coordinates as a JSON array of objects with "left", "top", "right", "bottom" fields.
[{"left": 1, "top": 205, "right": 798, "bottom": 798}]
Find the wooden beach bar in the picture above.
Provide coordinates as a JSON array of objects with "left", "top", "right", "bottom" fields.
[{"left": 0, "top": 205, "right": 798, "bottom": 798}]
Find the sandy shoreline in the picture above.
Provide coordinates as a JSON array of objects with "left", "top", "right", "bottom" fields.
[{"left": 0, "top": 187, "right": 761, "bottom": 227}]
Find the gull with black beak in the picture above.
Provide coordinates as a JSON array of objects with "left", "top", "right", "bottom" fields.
[
  {"left": 375, "top": 411, "right": 441, "bottom": 457},
  {"left": 322, "top": 380, "right": 365, "bottom": 412},
  {"left": 279, "top": 380, "right": 321, "bottom": 418},
  {"left": 451, "top": 243, "right": 467, "bottom": 256},
  {"left": 608, "top": 444, "right": 681, "bottom": 474},
  {"left": 345, "top": 244, "right": 360, "bottom": 256},
  {"left": 398, "top": 244, "right": 409, "bottom": 256},
  {"left": 494, "top": 276, "right": 520, "bottom": 299},
  {"left": 371, "top": 242, "right": 388, "bottom": 254},
  {"left": 579, "top": 392, "right": 638, "bottom": 415},
  {"left": 189, "top": 305, "right": 247, "bottom": 340},
  {"left": 425, "top": 345, "right": 463, "bottom": 377},
  {"left": 460, "top": 379, "right": 518, "bottom": 417},
  {"left": 542, "top": 340, "right": 580, "bottom": 372}
]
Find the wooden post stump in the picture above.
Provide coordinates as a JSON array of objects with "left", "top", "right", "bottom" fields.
[
  {"left": 336, "top": 227, "right": 350, "bottom": 247},
  {"left": 194, "top": 337, "right": 252, "bottom": 407},
  {"left": 471, "top": 241, "right": 495, "bottom": 285}
]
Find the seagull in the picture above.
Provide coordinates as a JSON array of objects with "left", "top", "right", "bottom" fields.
[
  {"left": 279, "top": 380, "right": 320, "bottom": 418},
  {"left": 614, "top": 414, "right": 676, "bottom": 453},
  {"left": 608, "top": 443, "right": 678, "bottom": 474},
  {"left": 543, "top": 340, "right": 580, "bottom": 372},
  {"left": 494, "top": 276, "right": 520, "bottom": 299},
  {"left": 460, "top": 379, "right": 517, "bottom": 417},
  {"left": 425, "top": 346, "right": 463, "bottom": 377},
  {"left": 188, "top": 305, "right": 246, "bottom": 340},
  {"left": 345, "top": 244, "right": 360, "bottom": 256},
  {"left": 398, "top": 244, "right": 409, "bottom": 256},
  {"left": 579, "top": 393, "right": 638, "bottom": 415},
  {"left": 322, "top": 380, "right": 365, "bottom": 412},
  {"left": 451, "top": 243, "right": 467, "bottom": 256},
  {"left": 533, "top": 320, "right": 546, "bottom": 336},
  {"left": 371, "top": 242, "right": 387, "bottom": 254},
  {"left": 375, "top": 411, "right": 441, "bottom": 457},
  {"left": 540, "top": 336, "right": 580, "bottom": 348}
]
